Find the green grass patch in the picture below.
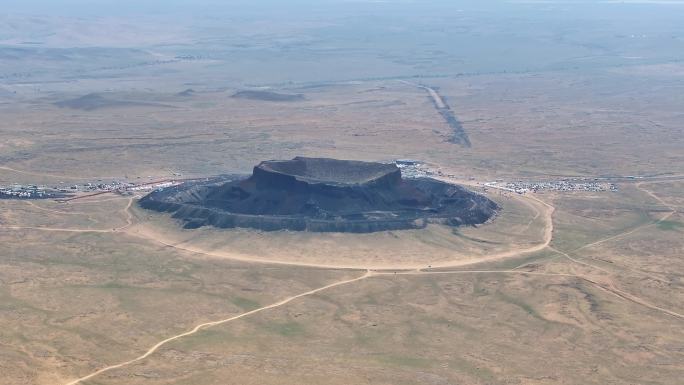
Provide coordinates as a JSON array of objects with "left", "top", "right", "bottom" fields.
[
  {"left": 99, "top": 281, "right": 126, "bottom": 289},
  {"left": 177, "top": 328, "right": 234, "bottom": 349},
  {"left": 452, "top": 229, "right": 501, "bottom": 244},
  {"left": 657, "top": 220, "right": 683, "bottom": 231},
  {"left": 375, "top": 353, "right": 431, "bottom": 368},
  {"left": 472, "top": 276, "right": 489, "bottom": 297},
  {"left": 231, "top": 296, "right": 261, "bottom": 311},
  {"left": 266, "top": 321, "right": 305, "bottom": 337},
  {"left": 496, "top": 291, "right": 547, "bottom": 322},
  {"left": 552, "top": 209, "right": 654, "bottom": 251}
]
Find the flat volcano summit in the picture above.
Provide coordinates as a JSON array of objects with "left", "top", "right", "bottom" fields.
[{"left": 140, "top": 157, "right": 499, "bottom": 233}]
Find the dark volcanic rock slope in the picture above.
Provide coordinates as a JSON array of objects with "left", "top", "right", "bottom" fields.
[{"left": 140, "top": 157, "right": 498, "bottom": 233}]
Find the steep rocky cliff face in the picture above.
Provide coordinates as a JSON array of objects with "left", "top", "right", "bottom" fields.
[{"left": 140, "top": 157, "right": 499, "bottom": 233}]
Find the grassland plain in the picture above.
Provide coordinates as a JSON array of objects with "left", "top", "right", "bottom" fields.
[
  {"left": 0, "top": 229, "right": 361, "bottom": 384},
  {"left": 63, "top": 264, "right": 684, "bottom": 385},
  {"left": 1, "top": 14, "right": 684, "bottom": 384},
  {"left": 1, "top": 168, "right": 683, "bottom": 384},
  {"left": 2, "top": 66, "right": 683, "bottom": 186}
]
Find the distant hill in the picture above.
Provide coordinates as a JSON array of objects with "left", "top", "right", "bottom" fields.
[
  {"left": 176, "top": 88, "right": 195, "bottom": 97},
  {"left": 231, "top": 90, "right": 305, "bottom": 102},
  {"left": 54, "top": 93, "right": 172, "bottom": 111},
  {"left": 0, "top": 87, "right": 16, "bottom": 99}
]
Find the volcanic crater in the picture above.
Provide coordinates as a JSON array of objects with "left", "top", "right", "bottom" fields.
[{"left": 140, "top": 157, "right": 499, "bottom": 233}]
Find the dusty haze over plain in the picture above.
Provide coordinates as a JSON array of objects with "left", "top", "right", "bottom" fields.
[{"left": 1, "top": 1, "right": 684, "bottom": 385}]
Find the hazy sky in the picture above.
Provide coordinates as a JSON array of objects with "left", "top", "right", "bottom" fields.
[
  {"left": 5, "top": 0, "right": 684, "bottom": 18},
  {"left": 3, "top": 0, "right": 684, "bottom": 85}
]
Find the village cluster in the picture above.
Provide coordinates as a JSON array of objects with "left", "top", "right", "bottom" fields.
[
  {"left": 394, "top": 159, "right": 435, "bottom": 178},
  {"left": 485, "top": 180, "right": 618, "bottom": 194},
  {"left": 395, "top": 160, "right": 467, "bottom": 181},
  {"left": 0, "top": 184, "right": 58, "bottom": 199},
  {"left": 1, "top": 160, "right": 619, "bottom": 201},
  {"left": 0, "top": 179, "right": 181, "bottom": 200}
]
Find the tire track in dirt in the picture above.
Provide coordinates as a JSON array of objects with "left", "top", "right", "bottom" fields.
[{"left": 62, "top": 270, "right": 373, "bottom": 385}]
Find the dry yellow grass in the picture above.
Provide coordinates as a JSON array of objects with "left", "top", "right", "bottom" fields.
[{"left": 1, "top": 68, "right": 684, "bottom": 385}]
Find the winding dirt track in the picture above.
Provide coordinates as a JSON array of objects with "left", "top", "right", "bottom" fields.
[
  {"left": 63, "top": 270, "right": 374, "bottom": 385},
  {"left": 120, "top": 179, "right": 555, "bottom": 271},
  {"left": 21, "top": 200, "right": 90, "bottom": 215},
  {"left": 115, "top": 198, "right": 135, "bottom": 231},
  {"left": 2, "top": 198, "right": 135, "bottom": 234}
]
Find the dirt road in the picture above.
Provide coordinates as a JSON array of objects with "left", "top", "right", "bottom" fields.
[{"left": 62, "top": 270, "right": 373, "bottom": 385}]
